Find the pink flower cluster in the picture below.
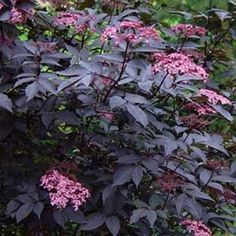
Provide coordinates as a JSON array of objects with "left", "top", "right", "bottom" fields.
[
  {"left": 40, "top": 170, "right": 90, "bottom": 211},
  {"left": 172, "top": 24, "right": 206, "bottom": 37},
  {"left": 180, "top": 114, "right": 209, "bottom": 129},
  {"left": 54, "top": 12, "right": 91, "bottom": 33},
  {"left": 0, "top": 3, "right": 3, "bottom": 11},
  {"left": 9, "top": 8, "right": 30, "bottom": 24},
  {"left": 185, "top": 102, "right": 216, "bottom": 115},
  {"left": 100, "top": 20, "right": 159, "bottom": 45},
  {"left": 181, "top": 220, "right": 213, "bottom": 236},
  {"left": 152, "top": 52, "right": 208, "bottom": 81},
  {"left": 197, "top": 89, "right": 232, "bottom": 105},
  {"left": 156, "top": 172, "right": 184, "bottom": 192},
  {"left": 100, "top": 111, "right": 115, "bottom": 121}
]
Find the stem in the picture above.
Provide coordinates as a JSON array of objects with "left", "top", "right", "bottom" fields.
[
  {"left": 183, "top": 129, "right": 192, "bottom": 142},
  {"left": 204, "top": 0, "right": 213, "bottom": 55},
  {"left": 178, "top": 36, "right": 187, "bottom": 52},
  {"left": 103, "top": 42, "right": 130, "bottom": 102},
  {"left": 202, "top": 170, "right": 214, "bottom": 191},
  {"left": 210, "top": 19, "right": 236, "bottom": 55},
  {"left": 99, "top": 2, "right": 116, "bottom": 54},
  {"left": 161, "top": 191, "right": 170, "bottom": 211},
  {"left": 152, "top": 72, "right": 169, "bottom": 97}
]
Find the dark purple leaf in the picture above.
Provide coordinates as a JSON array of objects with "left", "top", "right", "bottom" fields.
[
  {"left": 15, "top": 203, "right": 33, "bottom": 223},
  {"left": 33, "top": 202, "right": 44, "bottom": 219},
  {"left": 132, "top": 166, "right": 143, "bottom": 187},
  {"left": 105, "top": 216, "right": 120, "bottom": 236},
  {"left": 126, "top": 103, "right": 149, "bottom": 127},
  {"left": 80, "top": 213, "right": 106, "bottom": 231},
  {"left": 0, "top": 93, "right": 12, "bottom": 112}
]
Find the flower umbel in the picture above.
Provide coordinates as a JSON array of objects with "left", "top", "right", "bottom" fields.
[
  {"left": 197, "top": 89, "right": 232, "bottom": 105},
  {"left": 185, "top": 103, "right": 216, "bottom": 115},
  {"left": 101, "top": 20, "right": 159, "bottom": 45},
  {"left": 40, "top": 170, "right": 90, "bottom": 210},
  {"left": 172, "top": 24, "right": 206, "bottom": 37},
  {"left": 181, "top": 220, "right": 213, "bottom": 236},
  {"left": 152, "top": 52, "right": 208, "bottom": 81}
]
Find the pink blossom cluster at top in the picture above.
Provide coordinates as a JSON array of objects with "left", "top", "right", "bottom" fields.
[
  {"left": 172, "top": 24, "right": 206, "bottom": 37},
  {"left": 152, "top": 52, "right": 208, "bottom": 81},
  {"left": 100, "top": 20, "right": 159, "bottom": 45},
  {"left": 185, "top": 102, "right": 216, "bottom": 115},
  {"left": 197, "top": 89, "right": 232, "bottom": 105},
  {"left": 9, "top": 8, "right": 30, "bottom": 24},
  {"left": 40, "top": 170, "right": 90, "bottom": 211},
  {"left": 54, "top": 12, "right": 92, "bottom": 33},
  {"left": 181, "top": 220, "right": 213, "bottom": 236}
]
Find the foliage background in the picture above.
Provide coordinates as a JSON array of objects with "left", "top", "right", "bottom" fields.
[{"left": 0, "top": 0, "right": 236, "bottom": 235}]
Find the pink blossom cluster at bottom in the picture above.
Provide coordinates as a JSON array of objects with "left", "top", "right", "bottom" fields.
[
  {"left": 40, "top": 170, "right": 90, "bottom": 211},
  {"left": 181, "top": 220, "right": 213, "bottom": 236}
]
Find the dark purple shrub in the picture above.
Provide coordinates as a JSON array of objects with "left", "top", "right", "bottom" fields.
[{"left": 0, "top": 0, "right": 236, "bottom": 235}]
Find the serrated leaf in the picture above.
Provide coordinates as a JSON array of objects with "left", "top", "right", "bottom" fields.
[
  {"left": 110, "top": 96, "right": 126, "bottom": 110},
  {"left": 25, "top": 82, "right": 39, "bottom": 101},
  {"left": 6, "top": 200, "right": 20, "bottom": 215},
  {"left": 80, "top": 213, "right": 106, "bottom": 231},
  {"left": 0, "top": 93, "right": 12, "bottom": 112},
  {"left": 132, "top": 166, "right": 143, "bottom": 187},
  {"left": 15, "top": 203, "right": 33, "bottom": 223},
  {"left": 113, "top": 167, "right": 133, "bottom": 186},
  {"left": 103, "top": 185, "right": 117, "bottom": 203},
  {"left": 57, "top": 76, "right": 81, "bottom": 92},
  {"left": 53, "top": 210, "right": 66, "bottom": 228},
  {"left": 175, "top": 194, "right": 187, "bottom": 215},
  {"left": 105, "top": 216, "right": 120, "bottom": 236},
  {"left": 130, "top": 209, "right": 146, "bottom": 224},
  {"left": 33, "top": 202, "right": 44, "bottom": 219},
  {"left": 125, "top": 93, "right": 149, "bottom": 104},
  {"left": 126, "top": 103, "right": 149, "bottom": 127}
]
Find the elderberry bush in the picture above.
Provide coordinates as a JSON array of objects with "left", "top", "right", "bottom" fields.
[{"left": 0, "top": 0, "right": 236, "bottom": 235}]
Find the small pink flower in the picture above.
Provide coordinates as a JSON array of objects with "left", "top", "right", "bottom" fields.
[
  {"left": 100, "top": 111, "right": 114, "bottom": 121},
  {"left": 139, "top": 26, "right": 159, "bottom": 43},
  {"left": 100, "top": 26, "right": 117, "bottom": 42},
  {"left": 181, "top": 220, "right": 212, "bottom": 236},
  {"left": 120, "top": 20, "right": 143, "bottom": 29},
  {"left": 100, "top": 20, "right": 159, "bottom": 46},
  {"left": 9, "top": 8, "right": 30, "bottom": 24},
  {"left": 54, "top": 12, "right": 91, "bottom": 34},
  {"left": 197, "top": 89, "right": 231, "bottom": 105},
  {"left": 100, "top": 76, "right": 113, "bottom": 86},
  {"left": 0, "top": 3, "right": 4, "bottom": 11},
  {"left": 172, "top": 24, "right": 206, "bottom": 37},
  {"left": 185, "top": 103, "right": 216, "bottom": 115},
  {"left": 40, "top": 170, "right": 90, "bottom": 211},
  {"left": 152, "top": 52, "right": 208, "bottom": 81}
]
